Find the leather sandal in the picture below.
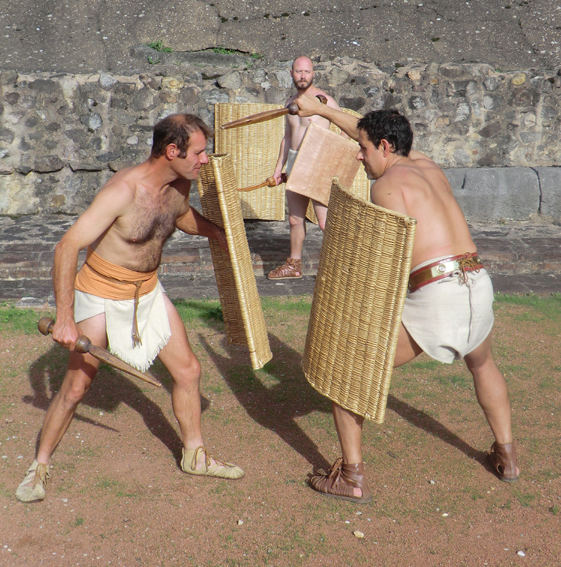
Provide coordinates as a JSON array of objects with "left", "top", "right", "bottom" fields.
[
  {"left": 310, "top": 457, "right": 372, "bottom": 504},
  {"left": 488, "top": 441, "right": 519, "bottom": 483},
  {"left": 267, "top": 258, "right": 302, "bottom": 280},
  {"left": 181, "top": 446, "right": 244, "bottom": 480}
]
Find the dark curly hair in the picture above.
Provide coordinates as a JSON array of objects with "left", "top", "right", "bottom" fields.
[
  {"left": 150, "top": 114, "right": 213, "bottom": 159},
  {"left": 357, "top": 109, "right": 413, "bottom": 157}
]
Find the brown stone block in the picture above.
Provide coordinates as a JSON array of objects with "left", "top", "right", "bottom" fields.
[
  {"left": 519, "top": 239, "right": 561, "bottom": 261},
  {"left": 0, "top": 257, "right": 37, "bottom": 267},
  {"left": 160, "top": 253, "right": 200, "bottom": 264}
]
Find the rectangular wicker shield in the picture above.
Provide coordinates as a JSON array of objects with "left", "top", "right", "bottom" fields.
[
  {"left": 286, "top": 123, "right": 361, "bottom": 207},
  {"left": 197, "top": 154, "right": 273, "bottom": 370},
  {"left": 215, "top": 103, "right": 286, "bottom": 220},
  {"left": 302, "top": 179, "right": 417, "bottom": 423}
]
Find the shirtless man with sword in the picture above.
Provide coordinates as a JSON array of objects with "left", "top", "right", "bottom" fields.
[
  {"left": 267, "top": 56, "right": 345, "bottom": 280},
  {"left": 295, "top": 96, "right": 519, "bottom": 503},
  {"left": 16, "top": 114, "right": 244, "bottom": 503}
]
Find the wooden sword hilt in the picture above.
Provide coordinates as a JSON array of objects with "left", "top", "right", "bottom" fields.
[
  {"left": 238, "top": 173, "right": 288, "bottom": 192},
  {"left": 38, "top": 317, "right": 91, "bottom": 354}
]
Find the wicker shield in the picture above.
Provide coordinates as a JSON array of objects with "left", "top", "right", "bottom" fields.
[
  {"left": 215, "top": 103, "right": 286, "bottom": 220},
  {"left": 198, "top": 154, "right": 272, "bottom": 370},
  {"left": 303, "top": 179, "right": 417, "bottom": 422}
]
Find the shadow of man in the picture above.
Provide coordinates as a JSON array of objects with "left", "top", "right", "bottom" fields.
[
  {"left": 199, "top": 331, "right": 333, "bottom": 472},
  {"left": 200, "top": 327, "right": 487, "bottom": 473},
  {"left": 24, "top": 344, "right": 209, "bottom": 463},
  {"left": 387, "top": 394, "right": 488, "bottom": 467}
]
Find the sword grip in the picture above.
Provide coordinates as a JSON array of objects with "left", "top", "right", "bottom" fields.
[
  {"left": 288, "top": 95, "right": 327, "bottom": 116},
  {"left": 288, "top": 102, "right": 299, "bottom": 115},
  {"left": 38, "top": 317, "right": 90, "bottom": 354}
]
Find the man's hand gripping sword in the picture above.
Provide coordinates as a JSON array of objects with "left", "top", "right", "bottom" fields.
[{"left": 38, "top": 317, "right": 162, "bottom": 388}]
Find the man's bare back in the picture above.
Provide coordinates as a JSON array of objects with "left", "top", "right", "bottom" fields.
[
  {"left": 369, "top": 153, "right": 476, "bottom": 267},
  {"left": 296, "top": 94, "right": 477, "bottom": 267}
]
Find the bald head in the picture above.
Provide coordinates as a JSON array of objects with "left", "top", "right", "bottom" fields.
[
  {"left": 292, "top": 56, "right": 314, "bottom": 72},
  {"left": 291, "top": 56, "right": 315, "bottom": 91}
]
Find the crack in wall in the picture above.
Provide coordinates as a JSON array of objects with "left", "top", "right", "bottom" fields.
[{"left": 529, "top": 166, "right": 543, "bottom": 214}]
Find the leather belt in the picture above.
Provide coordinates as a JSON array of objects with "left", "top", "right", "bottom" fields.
[{"left": 408, "top": 252, "right": 483, "bottom": 294}]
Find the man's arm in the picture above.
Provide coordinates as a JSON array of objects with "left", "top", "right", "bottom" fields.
[
  {"left": 296, "top": 95, "right": 360, "bottom": 140},
  {"left": 272, "top": 116, "right": 292, "bottom": 185},
  {"left": 176, "top": 205, "right": 228, "bottom": 251},
  {"left": 52, "top": 181, "right": 134, "bottom": 348}
]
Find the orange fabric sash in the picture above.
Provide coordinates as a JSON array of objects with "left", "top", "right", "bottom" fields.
[
  {"left": 75, "top": 248, "right": 158, "bottom": 299},
  {"left": 75, "top": 248, "right": 158, "bottom": 346}
]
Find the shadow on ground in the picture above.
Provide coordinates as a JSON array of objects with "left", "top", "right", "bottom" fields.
[
  {"left": 23, "top": 345, "right": 210, "bottom": 464},
  {"left": 387, "top": 395, "right": 489, "bottom": 470},
  {"left": 22, "top": 332, "right": 489, "bottom": 475},
  {"left": 199, "top": 330, "right": 489, "bottom": 474}
]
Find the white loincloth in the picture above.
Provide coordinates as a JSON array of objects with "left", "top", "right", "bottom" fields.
[
  {"left": 74, "top": 281, "right": 171, "bottom": 372},
  {"left": 285, "top": 149, "right": 298, "bottom": 175},
  {"left": 401, "top": 256, "right": 494, "bottom": 364}
]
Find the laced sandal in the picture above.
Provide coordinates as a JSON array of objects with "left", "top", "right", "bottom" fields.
[
  {"left": 267, "top": 258, "right": 302, "bottom": 280},
  {"left": 488, "top": 441, "right": 519, "bottom": 483},
  {"left": 181, "top": 446, "right": 244, "bottom": 480},
  {"left": 15, "top": 460, "right": 50, "bottom": 503},
  {"left": 310, "top": 457, "right": 372, "bottom": 504}
]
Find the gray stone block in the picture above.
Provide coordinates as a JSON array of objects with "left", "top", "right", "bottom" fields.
[
  {"left": 217, "top": 71, "right": 241, "bottom": 90},
  {"left": 445, "top": 167, "right": 540, "bottom": 221},
  {"left": 534, "top": 167, "right": 561, "bottom": 222}
]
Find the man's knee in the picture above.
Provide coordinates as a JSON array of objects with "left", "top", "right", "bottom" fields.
[
  {"left": 59, "top": 374, "right": 91, "bottom": 408},
  {"left": 313, "top": 204, "right": 328, "bottom": 231},
  {"left": 288, "top": 214, "right": 305, "bottom": 230},
  {"left": 464, "top": 336, "right": 495, "bottom": 374},
  {"left": 173, "top": 355, "right": 201, "bottom": 388}
]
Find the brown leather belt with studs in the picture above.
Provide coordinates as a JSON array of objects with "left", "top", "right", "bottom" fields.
[{"left": 408, "top": 252, "right": 483, "bottom": 294}]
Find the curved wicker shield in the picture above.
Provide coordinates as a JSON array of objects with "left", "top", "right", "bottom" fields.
[
  {"left": 303, "top": 179, "right": 416, "bottom": 422},
  {"left": 198, "top": 154, "right": 272, "bottom": 370}
]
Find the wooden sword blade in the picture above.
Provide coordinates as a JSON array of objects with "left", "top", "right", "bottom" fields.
[
  {"left": 87, "top": 345, "right": 162, "bottom": 388},
  {"left": 220, "top": 107, "right": 290, "bottom": 130}
]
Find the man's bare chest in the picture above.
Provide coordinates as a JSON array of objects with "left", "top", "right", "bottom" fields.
[{"left": 119, "top": 192, "right": 185, "bottom": 246}]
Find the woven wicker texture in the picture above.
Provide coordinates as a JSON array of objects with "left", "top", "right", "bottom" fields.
[
  {"left": 198, "top": 154, "right": 272, "bottom": 370},
  {"left": 215, "top": 103, "right": 286, "bottom": 220},
  {"left": 306, "top": 108, "right": 369, "bottom": 223},
  {"left": 302, "top": 179, "right": 417, "bottom": 423}
]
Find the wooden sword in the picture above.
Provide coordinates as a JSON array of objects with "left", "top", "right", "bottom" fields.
[
  {"left": 220, "top": 95, "right": 328, "bottom": 130},
  {"left": 238, "top": 173, "right": 287, "bottom": 192},
  {"left": 38, "top": 317, "right": 162, "bottom": 388}
]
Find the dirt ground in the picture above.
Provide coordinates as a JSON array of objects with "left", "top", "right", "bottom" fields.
[{"left": 0, "top": 296, "right": 560, "bottom": 566}]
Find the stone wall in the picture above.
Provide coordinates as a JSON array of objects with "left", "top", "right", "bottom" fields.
[{"left": 1, "top": 56, "right": 561, "bottom": 220}]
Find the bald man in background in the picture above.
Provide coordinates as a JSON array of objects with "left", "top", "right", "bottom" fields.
[{"left": 267, "top": 56, "right": 344, "bottom": 280}]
